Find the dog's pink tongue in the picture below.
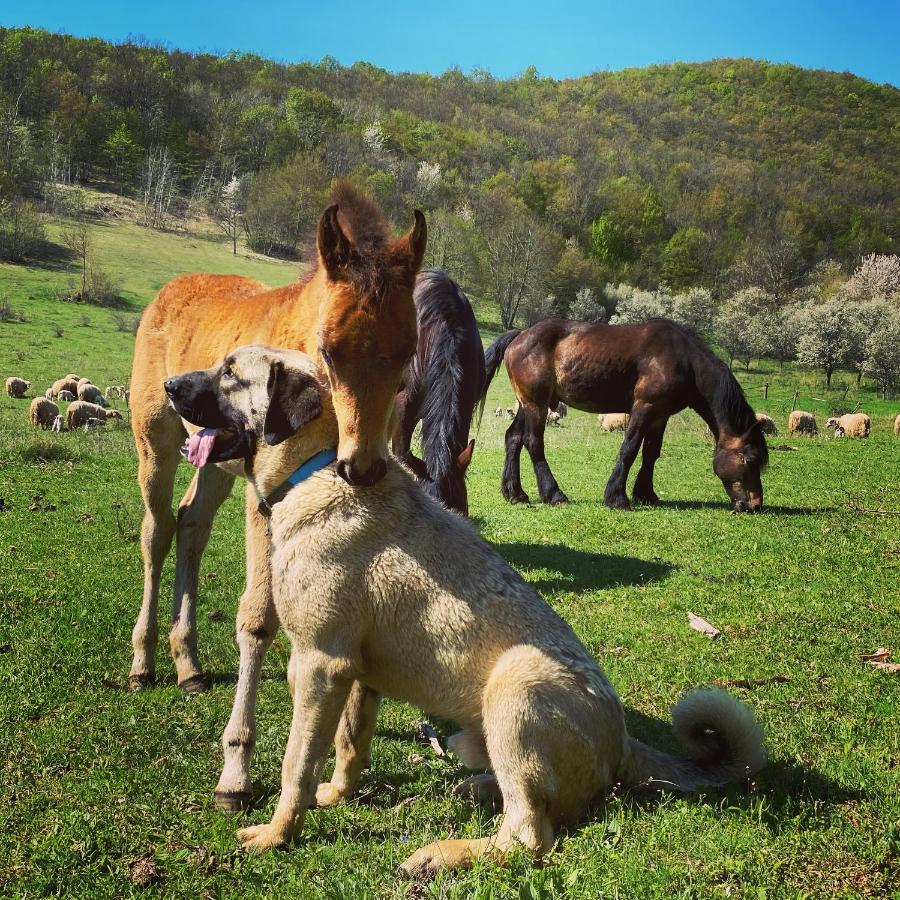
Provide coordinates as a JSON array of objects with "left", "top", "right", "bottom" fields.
[{"left": 186, "top": 428, "right": 217, "bottom": 467}]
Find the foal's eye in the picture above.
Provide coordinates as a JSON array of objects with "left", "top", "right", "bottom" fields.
[{"left": 319, "top": 348, "right": 332, "bottom": 367}]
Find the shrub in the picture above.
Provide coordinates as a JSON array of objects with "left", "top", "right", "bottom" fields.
[{"left": 0, "top": 198, "right": 45, "bottom": 262}]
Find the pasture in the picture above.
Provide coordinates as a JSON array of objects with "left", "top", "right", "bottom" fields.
[{"left": 1, "top": 218, "right": 898, "bottom": 898}]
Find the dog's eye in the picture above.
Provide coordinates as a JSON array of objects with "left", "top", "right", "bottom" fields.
[{"left": 222, "top": 366, "right": 234, "bottom": 380}]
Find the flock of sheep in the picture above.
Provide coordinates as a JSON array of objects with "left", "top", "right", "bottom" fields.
[
  {"left": 6, "top": 374, "right": 127, "bottom": 433},
  {"left": 493, "top": 401, "right": 897, "bottom": 438}
]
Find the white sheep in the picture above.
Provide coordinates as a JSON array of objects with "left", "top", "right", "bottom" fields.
[
  {"left": 547, "top": 411, "right": 562, "bottom": 426},
  {"left": 30, "top": 397, "right": 60, "bottom": 429},
  {"left": 51, "top": 376, "right": 79, "bottom": 397},
  {"left": 555, "top": 402, "right": 568, "bottom": 418},
  {"left": 58, "top": 389, "right": 76, "bottom": 402},
  {"left": 44, "top": 387, "right": 54, "bottom": 400},
  {"left": 755, "top": 413, "right": 778, "bottom": 436},
  {"left": 598, "top": 413, "right": 630, "bottom": 432},
  {"left": 77, "top": 382, "right": 106, "bottom": 406},
  {"left": 788, "top": 410, "right": 817, "bottom": 436},
  {"left": 66, "top": 400, "right": 114, "bottom": 430},
  {"left": 51, "top": 414, "right": 64, "bottom": 432},
  {"left": 5, "top": 376, "right": 30, "bottom": 398},
  {"left": 825, "top": 413, "right": 870, "bottom": 438},
  {"left": 895, "top": 413, "right": 900, "bottom": 436}
]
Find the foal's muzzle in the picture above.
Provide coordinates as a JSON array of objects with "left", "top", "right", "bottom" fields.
[{"left": 336, "top": 457, "right": 387, "bottom": 487}]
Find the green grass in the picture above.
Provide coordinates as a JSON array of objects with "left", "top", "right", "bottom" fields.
[{"left": 1, "top": 210, "right": 899, "bottom": 898}]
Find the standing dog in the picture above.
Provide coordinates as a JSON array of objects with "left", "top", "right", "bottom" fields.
[{"left": 167, "top": 344, "right": 767, "bottom": 873}]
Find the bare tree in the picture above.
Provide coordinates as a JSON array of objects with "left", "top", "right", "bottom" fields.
[
  {"left": 141, "top": 146, "right": 178, "bottom": 229},
  {"left": 214, "top": 175, "right": 243, "bottom": 254},
  {"left": 63, "top": 218, "right": 91, "bottom": 299}
]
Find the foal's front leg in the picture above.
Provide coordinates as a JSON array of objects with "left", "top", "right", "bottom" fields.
[{"left": 237, "top": 649, "right": 353, "bottom": 851}]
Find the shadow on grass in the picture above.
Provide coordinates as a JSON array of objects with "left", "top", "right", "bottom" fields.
[
  {"left": 28, "top": 237, "right": 75, "bottom": 271},
  {"left": 653, "top": 499, "right": 833, "bottom": 516},
  {"left": 20, "top": 441, "right": 81, "bottom": 463},
  {"left": 494, "top": 542, "right": 674, "bottom": 593}
]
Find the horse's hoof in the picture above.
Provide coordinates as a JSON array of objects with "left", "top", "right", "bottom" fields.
[
  {"left": 605, "top": 495, "right": 631, "bottom": 510},
  {"left": 214, "top": 789, "right": 254, "bottom": 812},
  {"left": 179, "top": 674, "right": 210, "bottom": 694},
  {"left": 633, "top": 493, "right": 659, "bottom": 506},
  {"left": 507, "top": 492, "right": 530, "bottom": 504},
  {"left": 546, "top": 491, "right": 569, "bottom": 505},
  {"left": 128, "top": 673, "right": 156, "bottom": 692}
]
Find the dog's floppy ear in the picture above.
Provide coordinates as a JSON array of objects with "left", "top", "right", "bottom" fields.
[{"left": 263, "top": 360, "right": 322, "bottom": 446}]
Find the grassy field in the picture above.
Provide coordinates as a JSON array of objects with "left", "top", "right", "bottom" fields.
[{"left": 1, "top": 212, "right": 898, "bottom": 898}]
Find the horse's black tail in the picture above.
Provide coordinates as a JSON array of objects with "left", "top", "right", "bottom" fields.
[{"left": 480, "top": 329, "right": 520, "bottom": 405}]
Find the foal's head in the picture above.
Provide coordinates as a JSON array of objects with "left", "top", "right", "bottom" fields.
[{"left": 315, "top": 187, "right": 425, "bottom": 486}]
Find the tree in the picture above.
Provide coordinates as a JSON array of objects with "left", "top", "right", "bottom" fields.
[
  {"left": 861, "top": 309, "right": 900, "bottom": 397},
  {"left": 660, "top": 227, "right": 706, "bottom": 290},
  {"left": 140, "top": 146, "right": 178, "bottom": 229},
  {"left": 285, "top": 87, "right": 342, "bottom": 152},
  {"left": 476, "top": 188, "right": 552, "bottom": 329},
  {"left": 845, "top": 253, "right": 900, "bottom": 302},
  {"left": 423, "top": 206, "right": 483, "bottom": 289},
  {"left": 715, "top": 301, "right": 756, "bottom": 368},
  {"left": 670, "top": 287, "right": 716, "bottom": 337},
  {"left": 0, "top": 197, "right": 45, "bottom": 262},
  {"left": 796, "top": 300, "right": 857, "bottom": 388},
  {"left": 104, "top": 122, "right": 141, "bottom": 193},
  {"left": 590, "top": 214, "right": 630, "bottom": 268},
  {"left": 607, "top": 283, "right": 671, "bottom": 324},
  {"left": 63, "top": 218, "right": 91, "bottom": 299},
  {"left": 214, "top": 175, "right": 244, "bottom": 254},
  {"left": 767, "top": 306, "right": 803, "bottom": 369}
]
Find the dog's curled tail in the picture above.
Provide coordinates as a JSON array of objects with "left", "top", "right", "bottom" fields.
[{"left": 623, "top": 688, "right": 766, "bottom": 792}]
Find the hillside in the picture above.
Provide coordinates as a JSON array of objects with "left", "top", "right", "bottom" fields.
[{"left": 1, "top": 27, "right": 898, "bottom": 303}]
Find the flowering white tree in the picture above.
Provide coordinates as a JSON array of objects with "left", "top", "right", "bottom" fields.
[
  {"left": 414, "top": 161, "right": 442, "bottom": 208},
  {"left": 215, "top": 175, "right": 243, "bottom": 255},
  {"left": 861, "top": 308, "right": 900, "bottom": 397},
  {"left": 796, "top": 300, "right": 857, "bottom": 388},
  {"left": 363, "top": 120, "right": 386, "bottom": 156},
  {"left": 845, "top": 253, "right": 900, "bottom": 302},
  {"left": 569, "top": 286, "right": 607, "bottom": 323},
  {"left": 607, "top": 284, "right": 672, "bottom": 324},
  {"left": 670, "top": 287, "right": 716, "bottom": 336}
]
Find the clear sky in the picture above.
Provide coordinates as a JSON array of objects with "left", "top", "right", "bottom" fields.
[{"left": 1, "top": 0, "right": 897, "bottom": 86}]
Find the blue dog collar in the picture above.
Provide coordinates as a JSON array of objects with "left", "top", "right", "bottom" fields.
[{"left": 258, "top": 447, "right": 337, "bottom": 517}]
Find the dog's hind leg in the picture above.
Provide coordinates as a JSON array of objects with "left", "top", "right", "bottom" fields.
[
  {"left": 215, "top": 488, "right": 277, "bottom": 811},
  {"left": 316, "top": 681, "right": 381, "bottom": 807},
  {"left": 129, "top": 415, "right": 182, "bottom": 690},
  {"left": 169, "top": 464, "right": 235, "bottom": 692},
  {"left": 237, "top": 650, "right": 353, "bottom": 851}
]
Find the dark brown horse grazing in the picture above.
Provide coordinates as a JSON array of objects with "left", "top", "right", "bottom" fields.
[
  {"left": 393, "top": 269, "right": 484, "bottom": 515},
  {"left": 481, "top": 318, "right": 768, "bottom": 512}
]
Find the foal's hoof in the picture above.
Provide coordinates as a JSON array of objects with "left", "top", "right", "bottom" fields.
[
  {"left": 128, "top": 673, "right": 156, "bottom": 692},
  {"left": 179, "top": 674, "right": 210, "bottom": 694},
  {"left": 214, "top": 789, "right": 254, "bottom": 812}
]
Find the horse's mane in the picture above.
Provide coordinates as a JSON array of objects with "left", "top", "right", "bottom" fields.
[
  {"left": 413, "top": 269, "right": 471, "bottom": 488},
  {"left": 689, "top": 327, "right": 769, "bottom": 470}
]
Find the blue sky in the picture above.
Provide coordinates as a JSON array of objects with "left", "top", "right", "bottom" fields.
[{"left": 1, "top": 0, "right": 897, "bottom": 85}]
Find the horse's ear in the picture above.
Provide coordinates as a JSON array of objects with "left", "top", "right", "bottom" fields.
[
  {"left": 264, "top": 360, "right": 322, "bottom": 446},
  {"left": 402, "top": 451, "right": 429, "bottom": 479},
  {"left": 317, "top": 204, "right": 353, "bottom": 281},
  {"left": 741, "top": 419, "right": 763, "bottom": 443},
  {"left": 396, "top": 210, "right": 427, "bottom": 276},
  {"left": 457, "top": 438, "right": 475, "bottom": 471}
]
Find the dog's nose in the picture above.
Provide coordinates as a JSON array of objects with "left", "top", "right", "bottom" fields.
[
  {"left": 336, "top": 457, "right": 387, "bottom": 487},
  {"left": 164, "top": 378, "right": 180, "bottom": 399}
]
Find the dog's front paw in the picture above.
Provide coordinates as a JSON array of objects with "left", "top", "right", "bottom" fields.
[
  {"left": 237, "top": 822, "right": 289, "bottom": 852},
  {"left": 315, "top": 781, "right": 349, "bottom": 807}
]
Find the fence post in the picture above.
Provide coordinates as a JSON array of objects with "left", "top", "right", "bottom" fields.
[
  {"left": 791, "top": 390, "right": 798, "bottom": 412},
  {"left": 763, "top": 383, "right": 768, "bottom": 400}
]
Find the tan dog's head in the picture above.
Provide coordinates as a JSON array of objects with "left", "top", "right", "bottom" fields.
[{"left": 164, "top": 345, "right": 335, "bottom": 491}]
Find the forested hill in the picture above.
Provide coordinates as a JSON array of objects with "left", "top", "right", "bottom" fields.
[{"left": 1, "top": 26, "right": 898, "bottom": 302}]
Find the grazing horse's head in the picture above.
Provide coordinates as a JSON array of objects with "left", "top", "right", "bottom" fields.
[
  {"left": 713, "top": 424, "right": 767, "bottom": 512},
  {"left": 315, "top": 189, "right": 425, "bottom": 486}
]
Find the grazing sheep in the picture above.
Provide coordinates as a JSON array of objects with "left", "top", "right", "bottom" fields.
[
  {"left": 58, "top": 389, "right": 76, "bottom": 402},
  {"left": 755, "top": 413, "right": 778, "bottom": 436},
  {"left": 65, "top": 373, "right": 81, "bottom": 382},
  {"left": 104, "top": 385, "right": 127, "bottom": 401},
  {"left": 547, "top": 411, "right": 562, "bottom": 426},
  {"left": 104, "top": 409, "right": 123, "bottom": 420},
  {"left": 788, "top": 410, "right": 817, "bottom": 436},
  {"left": 895, "top": 413, "right": 900, "bottom": 436},
  {"left": 77, "top": 382, "right": 106, "bottom": 406},
  {"left": 494, "top": 406, "right": 504, "bottom": 417},
  {"left": 5, "top": 376, "right": 30, "bottom": 398},
  {"left": 29, "top": 397, "right": 60, "bottom": 429},
  {"left": 555, "top": 402, "right": 568, "bottom": 418},
  {"left": 825, "top": 413, "right": 870, "bottom": 438},
  {"left": 83, "top": 417, "right": 105, "bottom": 432},
  {"left": 52, "top": 376, "right": 79, "bottom": 397},
  {"left": 66, "top": 400, "right": 112, "bottom": 430},
  {"left": 44, "top": 387, "right": 54, "bottom": 400},
  {"left": 51, "top": 414, "right": 64, "bottom": 432},
  {"left": 506, "top": 407, "right": 515, "bottom": 419},
  {"left": 598, "top": 413, "right": 630, "bottom": 432}
]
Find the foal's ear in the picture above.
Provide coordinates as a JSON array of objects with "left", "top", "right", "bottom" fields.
[
  {"left": 396, "top": 209, "right": 427, "bottom": 277},
  {"left": 457, "top": 438, "right": 475, "bottom": 471},
  {"left": 317, "top": 204, "right": 353, "bottom": 281},
  {"left": 264, "top": 360, "right": 322, "bottom": 446}
]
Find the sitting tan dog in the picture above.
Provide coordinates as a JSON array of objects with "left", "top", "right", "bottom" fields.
[{"left": 165, "top": 344, "right": 767, "bottom": 873}]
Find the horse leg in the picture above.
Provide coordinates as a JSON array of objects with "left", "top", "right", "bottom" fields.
[
  {"left": 521, "top": 404, "right": 568, "bottom": 505},
  {"left": 129, "top": 414, "right": 182, "bottom": 689},
  {"left": 632, "top": 419, "right": 667, "bottom": 506},
  {"left": 214, "top": 485, "right": 277, "bottom": 810},
  {"left": 604, "top": 405, "right": 650, "bottom": 509},
  {"left": 169, "top": 464, "right": 235, "bottom": 691},
  {"left": 501, "top": 410, "right": 530, "bottom": 504}
]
